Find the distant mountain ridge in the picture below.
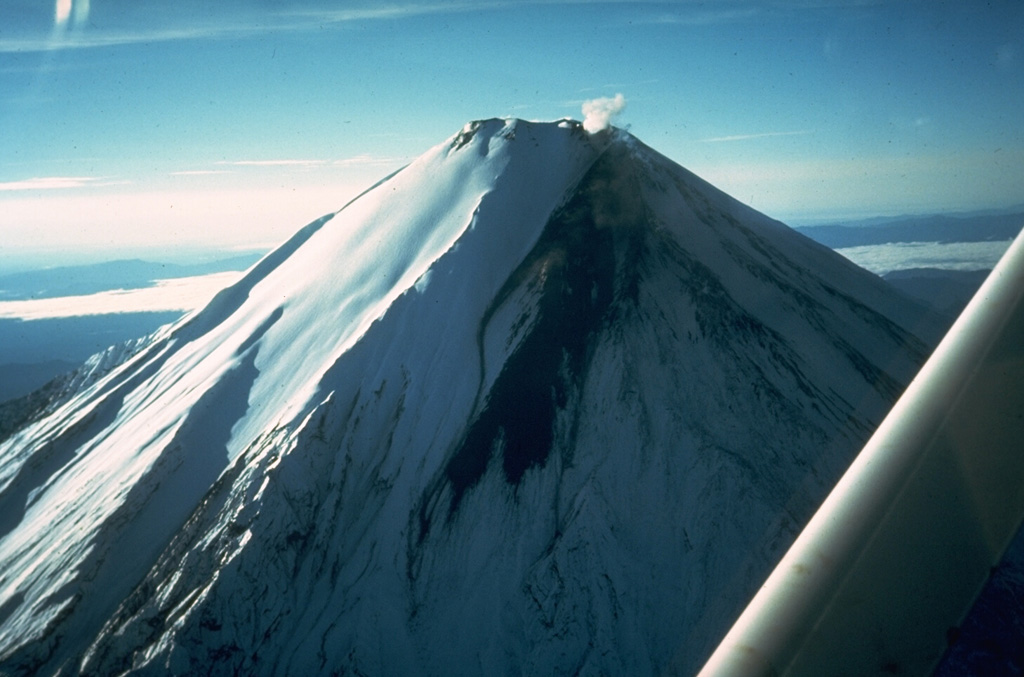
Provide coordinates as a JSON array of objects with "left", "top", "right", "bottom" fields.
[
  {"left": 0, "top": 119, "right": 942, "bottom": 675},
  {"left": 0, "top": 253, "right": 265, "bottom": 301},
  {"left": 796, "top": 211, "right": 1023, "bottom": 248},
  {"left": 883, "top": 268, "right": 992, "bottom": 320}
]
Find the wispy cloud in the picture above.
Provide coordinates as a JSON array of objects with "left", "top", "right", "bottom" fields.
[
  {"left": 215, "top": 159, "right": 328, "bottom": 167},
  {"left": 169, "top": 155, "right": 404, "bottom": 178},
  {"left": 332, "top": 154, "right": 406, "bottom": 167},
  {"left": 0, "top": 2, "right": 518, "bottom": 53},
  {"left": 699, "top": 129, "right": 815, "bottom": 143},
  {"left": 2, "top": 0, "right": 675, "bottom": 53},
  {"left": 0, "top": 176, "right": 121, "bottom": 191},
  {"left": 210, "top": 155, "right": 405, "bottom": 169},
  {"left": 635, "top": 8, "right": 760, "bottom": 26},
  {"left": 0, "top": 26, "right": 247, "bottom": 53},
  {"left": 281, "top": 3, "right": 506, "bottom": 24},
  {"left": 169, "top": 170, "right": 233, "bottom": 176},
  {"left": 2, "top": 0, "right": 884, "bottom": 55}
]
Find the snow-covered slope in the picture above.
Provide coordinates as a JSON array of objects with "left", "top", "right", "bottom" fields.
[{"left": 0, "top": 119, "right": 939, "bottom": 675}]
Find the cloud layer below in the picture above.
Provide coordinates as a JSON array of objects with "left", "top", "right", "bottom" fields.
[
  {"left": 835, "top": 240, "right": 1012, "bottom": 275},
  {"left": 0, "top": 272, "right": 241, "bottom": 320}
]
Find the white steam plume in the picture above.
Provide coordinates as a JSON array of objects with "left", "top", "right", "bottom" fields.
[{"left": 582, "top": 94, "right": 627, "bottom": 133}]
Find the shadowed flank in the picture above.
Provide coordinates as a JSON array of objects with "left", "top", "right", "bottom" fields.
[{"left": 440, "top": 141, "right": 648, "bottom": 519}]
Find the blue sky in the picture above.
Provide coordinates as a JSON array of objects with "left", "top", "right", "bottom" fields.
[{"left": 1, "top": 0, "right": 1022, "bottom": 266}]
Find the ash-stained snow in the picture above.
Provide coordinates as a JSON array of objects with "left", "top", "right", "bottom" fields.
[{"left": 0, "top": 118, "right": 941, "bottom": 676}]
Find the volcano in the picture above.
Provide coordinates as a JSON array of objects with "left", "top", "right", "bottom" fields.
[{"left": 0, "top": 119, "right": 939, "bottom": 675}]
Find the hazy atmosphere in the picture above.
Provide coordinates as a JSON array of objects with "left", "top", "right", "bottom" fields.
[{"left": 2, "top": 0, "right": 1022, "bottom": 268}]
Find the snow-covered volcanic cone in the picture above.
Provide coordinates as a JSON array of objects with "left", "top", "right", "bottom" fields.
[{"left": 0, "top": 119, "right": 939, "bottom": 675}]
